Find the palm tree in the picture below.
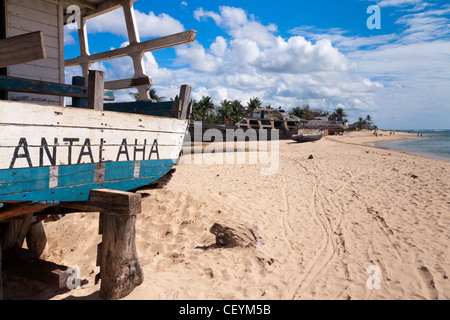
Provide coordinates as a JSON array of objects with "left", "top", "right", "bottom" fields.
[
  {"left": 365, "top": 114, "right": 372, "bottom": 127},
  {"left": 230, "top": 99, "right": 246, "bottom": 123},
  {"left": 246, "top": 97, "right": 262, "bottom": 114},
  {"left": 217, "top": 99, "right": 232, "bottom": 124},
  {"left": 357, "top": 117, "right": 366, "bottom": 130},
  {"left": 333, "top": 107, "right": 348, "bottom": 122},
  {"left": 290, "top": 106, "right": 306, "bottom": 119},
  {"left": 197, "top": 96, "right": 215, "bottom": 122},
  {"left": 191, "top": 100, "right": 201, "bottom": 121},
  {"left": 130, "top": 88, "right": 166, "bottom": 101}
]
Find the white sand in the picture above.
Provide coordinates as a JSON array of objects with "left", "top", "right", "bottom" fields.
[{"left": 20, "top": 130, "right": 450, "bottom": 300}]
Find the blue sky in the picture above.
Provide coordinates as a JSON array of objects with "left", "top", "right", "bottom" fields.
[{"left": 65, "top": 0, "right": 450, "bottom": 130}]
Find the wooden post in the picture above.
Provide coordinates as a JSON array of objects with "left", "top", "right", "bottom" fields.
[
  {"left": 72, "top": 76, "right": 87, "bottom": 108},
  {"left": 0, "top": 240, "right": 3, "bottom": 300},
  {"left": 93, "top": 189, "right": 143, "bottom": 300},
  {"left": 172, "top": 85, "right": 191, "bottom": 119},
  {"left": 16, "top": 213, "right": 34, "bottom": 248},
  {"left": 87, "top": 70, "right": 104, "bottom": 110},
  {"left": 26, "top": 218, "right": 49, "bottom": 260}
]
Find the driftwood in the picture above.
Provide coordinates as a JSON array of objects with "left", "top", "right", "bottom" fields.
[{"left": 198, "top": 223, "right": 264, "bottom": 249}]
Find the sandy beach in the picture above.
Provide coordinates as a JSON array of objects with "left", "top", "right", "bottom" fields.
[{"left": 6, "top": 130, "right": 449, "bottom": 300}]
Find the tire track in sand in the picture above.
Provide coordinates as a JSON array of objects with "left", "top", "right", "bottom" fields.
[{"left": 289, "top": 164, "right": 337, "bottom": 299}]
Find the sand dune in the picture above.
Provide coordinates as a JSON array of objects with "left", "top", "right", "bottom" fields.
[{"left": 14, "top": 130, "right": 449, "bottom": 300}]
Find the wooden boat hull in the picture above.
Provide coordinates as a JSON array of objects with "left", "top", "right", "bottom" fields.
[
  {"left": 291, "top": 133, "right": 323, "bottom": 143},
  {"left": 0, "top": 100, "right": 188, "bottom": 202}
]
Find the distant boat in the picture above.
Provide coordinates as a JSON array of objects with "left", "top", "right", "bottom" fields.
[{"left": 291, "top": 130, "right": 323, "bottom": 143}]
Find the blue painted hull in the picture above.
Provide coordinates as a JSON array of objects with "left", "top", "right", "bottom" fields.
[{"left": 0, "top": 159, "right": 175, "bottom": 202}]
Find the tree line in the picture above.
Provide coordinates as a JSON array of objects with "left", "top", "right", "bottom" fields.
[{"left": 131, "top": 89, "right": 376, "bottom": 129}]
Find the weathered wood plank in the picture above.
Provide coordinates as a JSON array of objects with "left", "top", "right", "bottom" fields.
[
  {"left": 8, "top": 63, "right": 60, "bottom": 80},
  {"left": 7, "top": 27, "right": 59, "bottom": 49},
  {"left": 71, "top": 76, "right": 87, "bottom": 108},
  {"left": 104, "top": 76, "right": 151, "bottom": 91},
  {"left": 0, "top": 100, "right": 188, "bottom": 133},
  {"left": 87, "top": 70, "right": 104, "bottom": 110},
  {"left": 0, "top": 31, "right": 46, "bottom": 68},
  {"left": 7, "top": 3, "right": 58, "bottom": 27},
  {"left": 0, "top": 203, "right": 52, "bottom": 222},
  {"left": 10, "top": 0, "right": 57, "bottom": 16},
  {"left": 61, "top": 189, "right": 142, "bottom": 215},
  {"left": 65, "top": 30, "right": 197, "bottom": 67},
  {"left": 173, "top": 84, "right": 192, "bottom": 120},
  {"left": 0, "top": 75, "right": 114, "bottom": 100},
  {"left": 7, "top": 15, "right": 58, "bottom": 38}
]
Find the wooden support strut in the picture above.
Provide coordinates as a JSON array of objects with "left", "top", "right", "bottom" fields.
[
  {"left": 0, "top": 241, "right": 3, "bottom": 300},
  {"left": 83, "top": 189, "right": 143, "bottom": 300},
  {"left": 0, "top": 31, "right": 46, "bottom": 68}
]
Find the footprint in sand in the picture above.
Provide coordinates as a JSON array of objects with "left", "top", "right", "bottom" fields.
[{"left": 417, "top": 265, "right": 439, "bottom": 300}]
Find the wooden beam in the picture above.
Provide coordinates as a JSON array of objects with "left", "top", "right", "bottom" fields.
[
  {"left": 0, "top": 31, "right": 46, "bottom": 68},
  {"left": 0, "top": 203, "right": 53, "bottom": 222},
  {"left": 122, "top": 0, "right": 140, "bottom": 44},
  {"left": 64, "top": 0, "right": 136, "bottom": 21},
  {"left": 104, "top": 76, "right": 151, "bottom": 91},
  {"left": 65, "top": 30, "right": 197, "bottom": 67},
  {"left": 69, "top": 0, "right": 96, "bottom": 10},
  {"left": 60, "top": 189, "right": 142, "bottom": 215},
  {"left": 87, "top": 70, "right": 104, "bottom": 110},
  {"left": 0, "top": 75, "right": 114, "bottom": 101}
]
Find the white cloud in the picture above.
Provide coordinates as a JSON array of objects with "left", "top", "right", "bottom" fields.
[
  {"left": 172, "top": 6, "right": 373, "bottom": 114},
  {"left": 210, "top": 36, "right": 228, "bottom": 56},
  {"left": 376, "top": 0, "right": 424, "bottom": 8},
  {"left": 84, "top": 7, "right": 185, "bottom": 39},
  {"left": 176, "top": 41, "right": 223, "bottom": 73}
]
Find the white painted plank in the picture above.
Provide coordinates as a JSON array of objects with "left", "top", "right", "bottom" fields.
[
  {"left": 8, "top": 27, "right": 59, "bottom": 49},
  {"left": 0, "top": 101, "right": 188, "bottom": 133},
  {"left": 7, "top": 15, "right": 58, "bottom": 38},
  {"left": 0, "top": 127, "right": 184, "bottom": 168},
  {"left": 9, "top": 0, "right": 58, "bottom": 15},
  {"left": 18, "top": 58, "right": 60, "bottom": 69},
  {"left": 7, "top": 3, "right": 58, "bottom": 27},
  {"left": 7, "top": 92, "right": 61, "bottom": 105},
  {"left": 8, "top": 64, "right": 60, "bottom": 81}
]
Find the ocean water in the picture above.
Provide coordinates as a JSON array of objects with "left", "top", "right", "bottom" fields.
[{"left": 371, "top": 130, "right": 450, "bottom": 162}]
